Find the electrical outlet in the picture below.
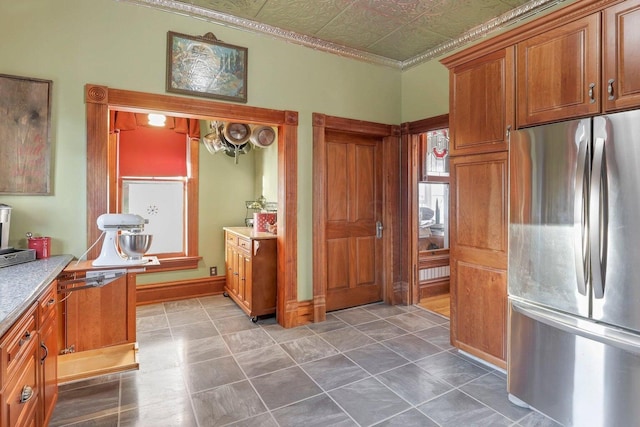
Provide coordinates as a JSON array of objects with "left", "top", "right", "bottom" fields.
[{"left": 210, "top": 266, "right": 217, "bottom": 276}]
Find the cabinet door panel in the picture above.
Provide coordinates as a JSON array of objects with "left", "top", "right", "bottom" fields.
[
  {"left": 450, "top": 49, "right": 513, "bottom": 156},
  {"left": 450, "top": 151, "right": 508, "bottom": 367},
  {"left": 604, "top": 0, "right": 640, "bottom": 111},
  {"left": 517, "top": 14, "right": 600, "bottom": 126},
  {"left": 452, "top": 260, "right": 507, "bottom": 362},
  {"left": 450, "top": 152, "right": 508, "bottom": 268}
]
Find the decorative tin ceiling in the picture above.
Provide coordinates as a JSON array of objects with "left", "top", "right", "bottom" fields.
[{"left": 123, "top": 0, "right": 564, "bottom": 68}]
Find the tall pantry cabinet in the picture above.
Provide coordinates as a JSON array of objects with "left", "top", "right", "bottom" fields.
[{"left": 443, "top": 48, "right": 513, "bottom": 369}]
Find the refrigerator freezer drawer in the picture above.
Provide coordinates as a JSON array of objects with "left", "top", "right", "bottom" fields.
[{"left": 508, "top": 299, "right": 640, "bottom": 427}]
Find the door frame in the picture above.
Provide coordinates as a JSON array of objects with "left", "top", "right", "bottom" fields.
[
  {"left": 312, "top": 113, "right": 401, "bottom": 322},
  {"left": 401, "top": 114, "right": 450, "bottom": 305},
  {"left": 85, "top": 84, "right": 299, "bottom": 328}
]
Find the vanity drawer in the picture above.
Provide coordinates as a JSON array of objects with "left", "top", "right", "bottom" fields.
[
  {"left": 237, "top": 237, "right": 252, "bottom": 253},
  {"left": 225, "top": 232, "right": 238, "bottom": 246}
]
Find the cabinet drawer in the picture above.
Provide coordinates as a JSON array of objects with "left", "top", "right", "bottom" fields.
[
  {"left": 3, "top": 339, "right": 39, "bottom": 427},
  {"left": 1, "top": 304, "right": 37, "bottom": 387},
  {"left": 225, "top": 232, "right": 238, "bottom": 246},
  {"left": 237, "top": 237, "right": 252, "bottom": 253},
  {"left": 38, "top": 284, "right": 57, "bottom": 327}
]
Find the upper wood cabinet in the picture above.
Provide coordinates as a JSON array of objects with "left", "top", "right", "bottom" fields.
[
  {"left": 517, "top": 14, "right": 601, "bottom": 127},
  {"left": 449, "top": 48, "right": 514, "bottom": 156},
  {"left": 518, "top": 0, "right": 640, "bottom": 126},
  {"left": 603, "top": 0, "right": 640, "bottom": 111}
]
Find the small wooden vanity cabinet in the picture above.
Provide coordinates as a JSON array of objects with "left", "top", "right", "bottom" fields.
[{"left": 224, "top": 227, "right": 277, "bottom": 321}]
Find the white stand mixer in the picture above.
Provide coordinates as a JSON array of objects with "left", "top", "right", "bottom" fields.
[{"left": 92, "top": 213, "right": 152, "bottom": 267}]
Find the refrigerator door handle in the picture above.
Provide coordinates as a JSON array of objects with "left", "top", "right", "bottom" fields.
[
  {"left": 590, "top": 137, "right": 606, "bottom": 299},
  {"left": 511, "top": 299, "right": 640, "bottom": 355},
  {"left": 574, "top": 137, "right": 589, "bottom": 295}
]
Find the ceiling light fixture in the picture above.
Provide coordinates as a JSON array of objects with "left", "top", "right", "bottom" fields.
[{"left": 148, "top": 113, "right": 167, "bottom": 127}]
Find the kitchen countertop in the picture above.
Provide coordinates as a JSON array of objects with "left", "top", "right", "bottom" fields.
[
  {"left": 224, "top": 227, "right": 277, "bottom": 240},
  {"left": 0, "top": 254, "right": 73, "bottom": 337}
]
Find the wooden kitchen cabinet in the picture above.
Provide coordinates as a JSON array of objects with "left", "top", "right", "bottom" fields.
[
  {"left": 448, "top": 48, "right": 514, "bottom": 156},
  {"left": 603, "top": 0, "right": 640, "bottom": 112},
  {"left": 224, "top": 228, "right": 277, "bottom": 321},
  {"left": 0, "top": 303, "right": 40, "bottom": 427},
  {"left": 449, "top": 151, "right": 508, "bottom": 368},
  {"left": 516, "top": 13, "right": 601, "bottom": 127}
]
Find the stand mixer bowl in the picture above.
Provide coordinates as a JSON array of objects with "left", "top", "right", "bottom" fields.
[{"left": 119, "top": 234, "right": 152, "bottom": 260}]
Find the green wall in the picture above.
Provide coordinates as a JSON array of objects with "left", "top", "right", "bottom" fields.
[{"left": 1, "top": 0, "right": 409, "bottom": 301}]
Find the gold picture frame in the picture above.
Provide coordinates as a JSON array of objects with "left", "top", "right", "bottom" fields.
[
  {"left": 166, "top": 31, "right": 248, "bottom": 103},
  {"left": 0, "top": 74, "right": 53, "bottom": 195}
]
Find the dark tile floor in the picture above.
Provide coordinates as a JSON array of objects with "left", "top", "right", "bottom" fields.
[{"left": 50, "top": 296, "right": 561, "bottom": 426}]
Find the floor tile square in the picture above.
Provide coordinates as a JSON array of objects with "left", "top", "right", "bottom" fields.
[
  {"left": 250, "top": 366, "right": 323, "bottom": 410},
  {"left": 345, "top": 343, "right": 409, "bottom": 375},
  {"left": 329, "top": 377, "right": 410, "bottom": 426},
  {"left": 191, "top": 381, "right": 266, "bottom": 426},
  {"left": 415, "top": 325, "right": 455, "bottom": 350},
  {"left": 234, "top": 344, "right": 296, "bottom": 377},
  {"left": 225, "top": 412, "right": 279, "bottom": 427},
  {"left": 280, "top": 335, "right": 340, "bottom": 364},
  {"left": 356, "top": 319, "right": 409, "bottom": 341},
  {"left": 417, "top": 389, "right": 511, "bottom": 427},
  {"left": 50, "top": 380, "right": 120, "bottom": 426},
  {"left": 461, "top": 372, "right": 531, "bottom": 421},
  {"left": 136, "top": 313, "right": 168, "bottom": 333},
  {"left": 362, "top": 303, "right": 408, "bottom": 318},
  {"left": 204, "top": 303, "right": 246, "bottom": 320},
  {"left": 386, "top": 312, "right": 438, "bottom": 332},
  {"left": 319, "top": 326, "right": 376, "bottom": 352},
  {"left": 166, "top": 308, "right": 210, "bottom": 328},
  {"left": 184, "top": 355, "right": 245, "bottom": 392},
  {"left": 170, "top": 320, "right": 219, "bottom": 342},
  {"left": 175, "top": 334, "right": 230, "bottom": 364},
  {"left": 306, "top": 313, "right": 348, "bottom": 333},
  {"left": 222, "top": 328, "right": 275, "bottom": 353},
  {"left": 262, "top": 323, "right": 314, "bottom": 343},
  {"left": 301, "top": 354, "right": 370, "bottom": 391},
  {"left": 214, "top": 314, "right": 260, "bottom": 334},
  {"left": 377, "top": 363, "right": 453, "bottom": 405},
  {"left": 416, "top": 351, "right": 489, "bottom": 387},
  {"left": 120, "top": 367, "right": 187, "bottom": 410},
  {"left": 272, "top": 394, "right": 356, "bottom": 427},
  {"left": 164, "top": 298, "right": 202, "bottom": 313},
  {"left": 382, "top": 333, "right": 443, "bottom": 361},
  {"left": 120, "top": 396, "right": 196, "bottom": 427}
]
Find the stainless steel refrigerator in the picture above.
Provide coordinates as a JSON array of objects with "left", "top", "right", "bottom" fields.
[{"left": 508, "top": 109, "right": 640, "bottom": 426}]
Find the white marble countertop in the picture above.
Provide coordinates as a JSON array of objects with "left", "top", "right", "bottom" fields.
[{"left": 0, "top": 254, "right": 73, "bottom": 337}]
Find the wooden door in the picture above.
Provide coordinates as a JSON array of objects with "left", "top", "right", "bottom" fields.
[
  {"left": 603, "top": 0, "right": 640, "bottom": 112},
  {"left": 516, "top": 13, "right": 600, "bottom": 126},
  {"left": 449, "top": 48, "right": 513, "bottom": 156},
  {"left": 322, "top": 131, "right": 383, "bottom": 312},
  {"left": 449, "top": 151, "right": 508, "bottom": 368}
]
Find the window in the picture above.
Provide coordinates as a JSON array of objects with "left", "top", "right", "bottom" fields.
[{"left": 110, "top": 111, "right": 200, "bottom": 269}]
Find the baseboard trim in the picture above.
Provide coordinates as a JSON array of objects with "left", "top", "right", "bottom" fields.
[{"left": 136, "top": 276, "right": 225, "bottom": 305}]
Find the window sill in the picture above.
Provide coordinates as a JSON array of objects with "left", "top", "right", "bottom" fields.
[{"left": 138, "top": 256, "right": 201, "bottom": 273}]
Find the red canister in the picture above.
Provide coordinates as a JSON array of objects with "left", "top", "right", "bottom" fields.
[{"left": 28, "top": 236, "right": 51, "bottom": 259}]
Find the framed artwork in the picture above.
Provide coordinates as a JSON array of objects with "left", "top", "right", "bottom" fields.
[
  {"left": 0, "top": 74, "right": 52, "bottom": 195},
  {"left": 166, "top": 31, "right": 248, "bottom": 103}
]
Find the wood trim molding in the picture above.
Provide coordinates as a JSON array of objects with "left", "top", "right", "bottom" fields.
[
  {"left": 402, "top": 114, "right": 449, "bottom": 135},
  {"left": 136, "top": 276, "right": 225, "bottom": 305},
  {"left": 85, "top": 84, "right": 298, "bottom": 328}
]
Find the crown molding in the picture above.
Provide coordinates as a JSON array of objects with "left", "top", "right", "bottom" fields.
[{"left": 118, "top": 0, "right": 564, "bottom": 70}]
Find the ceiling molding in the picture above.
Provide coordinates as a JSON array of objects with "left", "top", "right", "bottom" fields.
[{"left": 118, "top": 0, "right": 564, "bottom": 70}]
